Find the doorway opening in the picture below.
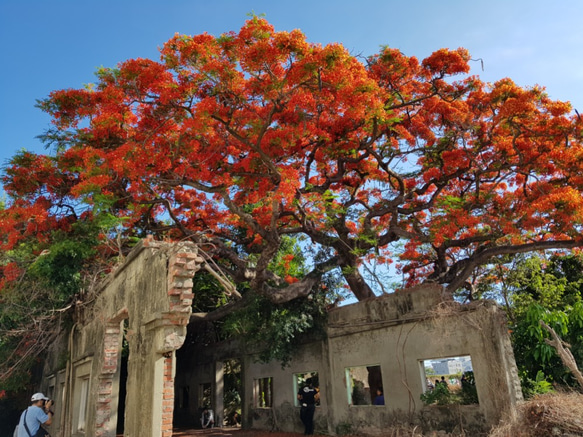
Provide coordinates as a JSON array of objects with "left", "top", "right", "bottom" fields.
[
  {"left": 116, "top": 319, "right": 129, "bottom": 434},
  {"left": 223, "top": 358, "right": 242, "bottom": 426}
]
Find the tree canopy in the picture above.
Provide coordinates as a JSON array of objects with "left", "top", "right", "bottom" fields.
[{"left": 2, "top": 16, "right": 583, "bottom": 320}]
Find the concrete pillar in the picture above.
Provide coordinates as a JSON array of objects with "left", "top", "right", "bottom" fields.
[
  {"left": 151, "top": 354, "right": 165, "bottom": 437},
  {"left": 241, "top": 354, "right": 251, "bottom": 429},
  {"left": 214, "top": 361, "right": 225, "bottom": 427}
]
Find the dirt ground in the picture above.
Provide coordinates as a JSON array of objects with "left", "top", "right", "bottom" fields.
[
  {"left": 172, "top": 429, "right": 249, "bottom": 436},
  {"left": 172, "top": 429, "right": 315, "bottom": 437},
  {"left": 131, "top": 391, "right": 583, "bottom": 437},
  {"left": 119, "top": 427, "right": 312, "bottom": 437},
  {"left": 170, "top": 429, "right": 433, "bottom": 437},
  {"left": 171, "top": 428, "right": 415, "bottom": 437}
]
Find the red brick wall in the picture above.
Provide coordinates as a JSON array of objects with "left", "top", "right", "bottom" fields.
[
  {"left": 95, "top": 322, "right": 122, "bottom": 437},
  {"left": 161, "top": 355, "right": 175, "bottom": 437}
]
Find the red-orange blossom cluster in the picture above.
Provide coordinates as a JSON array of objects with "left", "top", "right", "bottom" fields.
[{"left": 2, "top": 17, "right": 583, "bottom": 302}]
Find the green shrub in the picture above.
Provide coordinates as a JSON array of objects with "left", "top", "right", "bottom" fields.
[
  {"left": 420, "top": 381, "right": 454, "bottom": 405},
  {"left": 460, "top": 371, "right": 479, "bottom": 404},
  {"left": 521, "top": 370, "right": 554, "bottom": 399}
]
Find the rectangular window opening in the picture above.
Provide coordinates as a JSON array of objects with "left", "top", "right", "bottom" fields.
[
  {"left": 199, "top": 382, "right": 212, "bottom": 408},
  {"left": 345, "top": 365, "right": 384, "bottom": 406},
  {"left": 419, "top": 355, "right": 478, "bottom": 405},
  {"left": 254, "top": 377, "right": 273, "bottom": 408}
]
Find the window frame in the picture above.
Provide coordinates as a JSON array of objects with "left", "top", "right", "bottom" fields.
[
  {"left": 345, "top": 364, "right": 383, "bottom": 406},
  {"left": 72, "top": 358, "right": 92, "bottom": 433},
  {"left": 77, "top": 376, "right": 90, "bottom": 431}
]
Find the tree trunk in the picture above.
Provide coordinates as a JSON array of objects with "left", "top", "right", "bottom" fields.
[{"left": 342, "top": 268, "right": 375, "bottom": 301}]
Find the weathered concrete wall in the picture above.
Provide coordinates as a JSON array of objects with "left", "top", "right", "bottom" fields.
[
  {"left": 185, "top": 283, "right": 522, "bottom": 435},
  {"left": 243, "top": 340, "right": 329, "bottom": 433},
  {"left": 42, "top": 239, "right": 201, "bottom": 437},
  {"left": 322, "top": 284, "right": 522, "bottom": 435}
]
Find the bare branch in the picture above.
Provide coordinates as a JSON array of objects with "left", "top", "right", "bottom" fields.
[{"left": 540, "top": 320, "right": 583, "bottom": 391}]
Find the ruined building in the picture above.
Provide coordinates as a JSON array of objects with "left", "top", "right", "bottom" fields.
[{"left": 39, "top": 239, "right": 522, "bottom": 436}]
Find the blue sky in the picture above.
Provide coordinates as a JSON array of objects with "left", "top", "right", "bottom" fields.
[{"left": 1, "top": 0, "right": 582, "bottom": 181}]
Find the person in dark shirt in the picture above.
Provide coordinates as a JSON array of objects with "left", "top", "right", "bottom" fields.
[
  {"left": 297, "top": 378, "right": 319, "bottom": 435},
  {"left": 373, "top": 388, "right": 385, "bottom": 405},
  {"left": 440, "top": 376, "right": 449, "bottom": 389}
]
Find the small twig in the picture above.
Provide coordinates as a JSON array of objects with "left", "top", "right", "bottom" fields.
[{"left": 471, "top": 58, "right": 484, "bottom": 71}]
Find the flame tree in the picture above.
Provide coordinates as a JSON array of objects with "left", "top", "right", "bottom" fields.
[{"left": 2, "top": 17, "right": 583, "bottom": 323}]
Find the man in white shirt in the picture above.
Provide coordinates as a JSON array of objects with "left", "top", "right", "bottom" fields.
[{"left": 201, "top": 406, "right": 214, "bottom": 428}]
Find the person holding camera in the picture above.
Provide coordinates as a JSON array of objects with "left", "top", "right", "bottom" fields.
[{"left": 15, "top": 392, "right": 53, "bottom": 437}]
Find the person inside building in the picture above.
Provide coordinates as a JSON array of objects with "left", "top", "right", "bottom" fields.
[
  {"left": 200, "top": 406, "right": 214, "bottom": 429},
  {"left": 426, "top": 378, "right": 435, "bottom": 391},
  {"left": 15, "top": 392, "right": 53, "bottom": 437},
  {"left": 297, "top": 377, "right": 319, "bottom": 435},
  {"left": 440, "top": 376, "right": 449, "bottom": 388},
  {"left": 373, "top": 388, "right": 385, "bottom": 405},
  {"left": 461, "top": 374, "right": 468, "bottom": 388}
]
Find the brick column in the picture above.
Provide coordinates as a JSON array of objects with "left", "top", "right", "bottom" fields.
[
  {"left": 154, "top": 248, "right": 201, "bottom": 436},
  {"left": 166, "top": 252, "right": 197, "bottom": 325},
  {"left": 95, "top": 322, "right": 122, "bottom": 437},
  {"left": 161, "top": 355, "right": 175, "bottom": 437}
]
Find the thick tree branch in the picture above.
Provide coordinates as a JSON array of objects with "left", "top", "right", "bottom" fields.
[
  {"left": 261, "top": 255, "right": 340, "bottom": 304},
  {"left": 444, "top": 239, "right": 580, "bottom": 293},
  {"left": 190, "top": 294, "right": 251, "bottom": 323}
]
